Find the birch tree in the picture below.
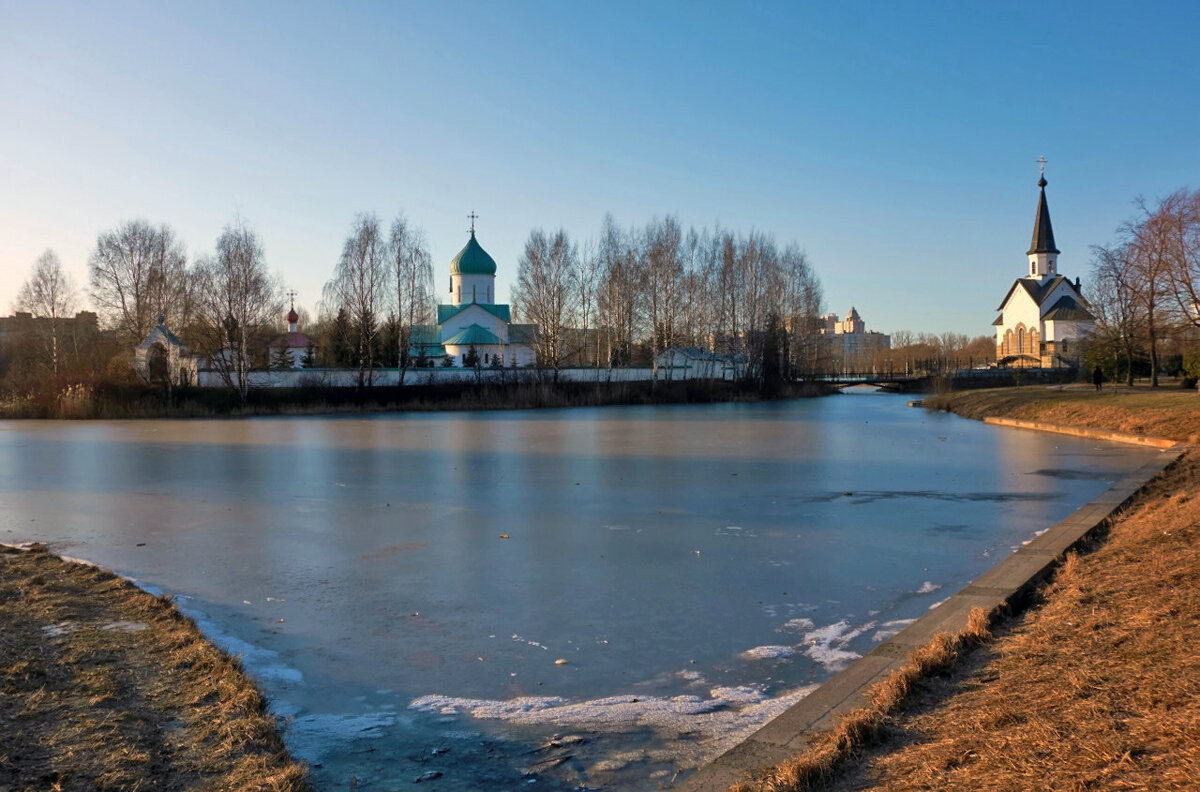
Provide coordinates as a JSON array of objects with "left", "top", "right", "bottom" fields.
[
  {"left": 386, "top": 213, "right": 434, "bottom": 383},
  {"left": 1090, "top": 242, "right": 1144, "bottom": 386},
  {"left": 780, "top": 245, "right": 823, "bottom": 378},
  {"left": 1123, "top": 199, "right": 1174, "bottom": 387},
  {"left": 597, "top": 215, "right": 640, "bottom": 367},
  {"left": 193, "top": 220, "right": 280, "bottom": 401},
  {"left": 16, "top": 249, "right": 77, "bottom": 376},
  {"left": 512, "top": 228, "right": 578, "bottom": 373},
  {"left": 642, "top": 216, "right": 683, "bottom": 379},
  {"left": 89, "top": 220, "right": 188, "bottom": 342},
  {"left": 324, "top": 213, "right": 386, "bottom": 388}
]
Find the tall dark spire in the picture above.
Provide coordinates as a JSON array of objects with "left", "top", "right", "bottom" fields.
[{"left": 1027, "top": 173, "right": 1060, "bottom": 256}]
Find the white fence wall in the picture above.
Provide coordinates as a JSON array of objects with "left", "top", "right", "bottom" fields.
[{"left": 196, "top": 365, "right": 730, "bottom": 389}]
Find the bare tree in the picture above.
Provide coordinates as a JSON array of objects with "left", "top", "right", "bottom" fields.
[
  {"left": 193, "top": 220, "right": 280, "bottom": 401},
  {"left": 1122, "top": 198, "right": 1176, "bottom": 387},
  {"left": 573, "top": 238, "right": 602, "bottom": 368},
  {"left": 89, "top": 220, "right": 188, "bottom": 342},
  {"left": 512, "top": 228, "right": 578, "bottom": 373},
  {"left": 1090, "top": 242, "right": 1145, "bottom": 386},
  {"left": 386, "top": 213, "right": 433, "bottom": 384},
  {"left": 324, "top": 213, "right": 386, "bottom": 388},
  {"left": 1157, "top": 189, "right": 1200, "bottom": 332},
  {"left": 16, "top": 249, "right": 77, "bottom": 376},
  {"left": 779, "top": 245, "right": 823, "bottom": 378},
  {"left": 642, "top": 216, "right": 684, "bottom": 380},
  {"left": 596, "top": 216, "right": 641, "bottom": 367}
]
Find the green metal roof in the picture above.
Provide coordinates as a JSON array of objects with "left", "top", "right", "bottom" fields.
[
  {"left": 450, "top": 231, "right": 497, "bottom": 276},
  {"left": 443, "top": 323, "right": 502, "bottom": 346},
  {"left": 437, "top": 302, "right": 511, "bottom": 324}
]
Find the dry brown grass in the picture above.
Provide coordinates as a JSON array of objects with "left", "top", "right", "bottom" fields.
[
  {"left": 0, "top": 543, "right": 311, "bottom": 792},
  {"left": 924, "top": 384, "right": 1200, "bottom": 443}
]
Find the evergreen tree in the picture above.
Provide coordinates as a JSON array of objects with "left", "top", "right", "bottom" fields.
[{"left": 271, "top": 343, "right": 294, "bottom": 370}]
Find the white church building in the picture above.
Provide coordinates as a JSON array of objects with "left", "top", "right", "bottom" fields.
[
  {"left": 410, "top": 224, "right": 537, "bottom": 367},
  {"left": 994, "top": 168, "right": 1093, "bottom": 368}
]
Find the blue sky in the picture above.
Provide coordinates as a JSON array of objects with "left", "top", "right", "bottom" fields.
[{"left": 2, "top": 1, "right": 1198, "bottom": 336}]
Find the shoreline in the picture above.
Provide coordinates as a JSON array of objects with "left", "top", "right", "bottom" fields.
[
  {"left": 692, "top": 385, "right": 1200, "bottom": 792},
  {"left": 0, "top": 543, "right": 311, "bottom": 791},
  {"left": 679, "top": 407, "right": 1186, "bottom": 790}
]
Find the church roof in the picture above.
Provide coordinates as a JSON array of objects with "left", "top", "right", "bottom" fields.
[
  {"left": 450, "top": 231, "right": 497, "bottom": 276},
  {"left": 268, "top": 331, "right": 314, "bottom": 349},
  {"left": 1027, "top": 176, "right": 1060, "bottom": 255},
  {"left": 443, "top": 323, "right": 503, "bottom": 346},
  {"left": 137, "top": 321, "right": 185, "bottom": 350},
  {"left": 997, "top": 274, "right": 1072, "bottom": 311},
  {"left": 1042, "top": 295, "right": 1094, "bottom": 322},
  {"left": 437, "top": 302, "right": 511, "bottom": 325}
]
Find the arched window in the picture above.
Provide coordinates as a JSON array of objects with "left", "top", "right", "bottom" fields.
[{"left": 1017, "top": 327, "right": 1026, "bottom": 354}]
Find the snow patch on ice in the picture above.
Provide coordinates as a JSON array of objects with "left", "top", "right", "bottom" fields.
[
  {"left": 802, "top": 620, "right": 868, "bottom": 671},
  {"left": 915, "top": 581, "right": 942, "bottom": 594},
  {"left": 409, "top": 682, "right": 820, "bottom": 765},
  {"left": 777, "top": 617, "right": 815, "bottom": 634},
  {"left": 739, "top": 645, "right": 794, "bottom": 660}
]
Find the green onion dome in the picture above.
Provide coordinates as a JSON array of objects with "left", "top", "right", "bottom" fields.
[{"left": 450, "top": 231, "right": 497, "bottom": 276}]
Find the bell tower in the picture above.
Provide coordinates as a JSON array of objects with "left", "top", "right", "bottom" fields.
[{"left": 1027, "top": 157, "right": 1060, "bottom": 281}]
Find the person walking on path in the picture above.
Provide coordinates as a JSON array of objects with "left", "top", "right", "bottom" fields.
[{"left": 1093, "top": 365, "right": 1104, "bottom": 392}]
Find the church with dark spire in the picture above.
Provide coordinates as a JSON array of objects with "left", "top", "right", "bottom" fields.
[{"left": 994, "top": 163, "right": 1093, "bottom": 367}]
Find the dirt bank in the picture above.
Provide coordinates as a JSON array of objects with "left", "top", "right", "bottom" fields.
[{"left": 0, "top": 544, "right": 310, "bottom": 791}]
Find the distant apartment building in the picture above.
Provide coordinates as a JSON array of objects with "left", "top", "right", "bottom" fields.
[{"left": 816, "top": 307, "right": 891, "bottom": 373}]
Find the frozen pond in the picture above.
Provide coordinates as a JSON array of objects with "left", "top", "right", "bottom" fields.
[{"left": 0, "top": 391, "right": 1163, "bottom": 788}]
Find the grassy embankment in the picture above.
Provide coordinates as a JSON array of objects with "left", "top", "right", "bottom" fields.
[
  {"left": 0, "top": 378, "right": 835, "bottom": 420},
  {"left": 734, "top": 384, "right": 1199, "bottom": 792},
  {"left": 0, "top": 544, "right": 310, "bottom": 792}
]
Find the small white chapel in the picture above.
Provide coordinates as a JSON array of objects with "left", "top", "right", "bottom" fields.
[{"left": 994, "top": 163, "right": 1094, "bottom": 368}]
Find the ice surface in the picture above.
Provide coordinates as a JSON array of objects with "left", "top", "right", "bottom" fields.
[{"left": 1, "top": 395, "right": 1161, "bottom": 789}]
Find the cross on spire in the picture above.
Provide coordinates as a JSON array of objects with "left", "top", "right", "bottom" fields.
[
  {"left": 1037, "top": 155, "right": 1047, "bottom": 178},
  {"left": 468, "top": 211, "right": 478, "bottom": 235},
  {"left": 286, "top": 289, "right": 298, "bottom": 310}
]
